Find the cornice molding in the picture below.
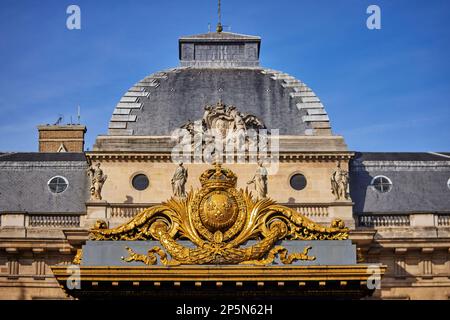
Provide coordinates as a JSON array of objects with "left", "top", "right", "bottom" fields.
[{"left": 86, "top": 152, "right": 354, "bottom": 162}]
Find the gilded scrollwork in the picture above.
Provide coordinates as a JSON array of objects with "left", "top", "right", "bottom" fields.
[
  {"left": 240, "top": 246, "right": 315, "bottom": 266},
  {"left": 73, "top": 249, "right": 83, "bottom": 265},
  {"left": 90, "top": 163, "right": 348, "bottom": 266},
  {"left": 121, "top": 220, "right": 316, "bottom": 266},
  {"left": 122, "top": 246, "right": 170, "bottom": 265}
]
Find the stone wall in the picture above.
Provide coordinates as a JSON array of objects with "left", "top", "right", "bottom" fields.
[{"left": 352, "top": 220, "right": 450, "bottom": 300}]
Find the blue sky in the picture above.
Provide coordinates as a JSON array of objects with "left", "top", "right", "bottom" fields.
[{"left": 0, "top": 0, "right": 449, "bottom": 152}]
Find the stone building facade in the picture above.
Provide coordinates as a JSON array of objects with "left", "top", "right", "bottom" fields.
[
  {"left": 0, "top": 29, "right": 449, "bottom": 300},
  {"left": 351, "top": 152, "right": 450, "bottom": 299}
]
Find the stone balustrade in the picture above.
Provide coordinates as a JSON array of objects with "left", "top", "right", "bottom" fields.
[
  {"left": 2, "top": 210, "right": 448, "bottom": 231},
  {"left": 358, "top": 214, "right": 410, "bottom": 228},
  {"left": 437, "top": 214, "right": 450, "bottom": 227},
  {"left": 28, "top": 215, "right": 80, "bottom": 228},
  {"left": 107, "top": 203, "right": 330, "bottom": 220},
  {"left": 109, "top": 204, "right": 152, "bottom": 219},
  {"left": 0, "top": 213, "right": 81, "bottom": 229},
  {"left": 285, "top": 204, "right": 329, "bottom": 218},
  {"left": 358, "top": 213, "right": 450, "bottom": 229}
]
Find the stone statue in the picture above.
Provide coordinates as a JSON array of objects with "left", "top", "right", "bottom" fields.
[
  {"left": 228, "top": 106, "right": 246, "bottom": 132},
  {"left": 178, "top": 101, "right": 267, "bottom": 157},
  {"left": 202, "top": 105, "right": 214, "bottom": 130},
  {"left": 171, "top": 162, "right": 188, "bottom": 198},
  {"left": 331, "top": 161, "right": 350, "bottom": 200},
  {"left": 247, "top": 161, "right": 268, "bottom": 199},
  {"left": 87, "top": 163, "right": 107, "bottom": 201},
  {"left": 227, "top": 105, "right": 246, "bottom": 149},
  {"left": 181, "top": 101, "right": 265, "bottom": 140}
]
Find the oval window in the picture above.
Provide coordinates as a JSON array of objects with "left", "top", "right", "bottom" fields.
[
  {"left": 371, "top": 175, "right": 392, "bottom": 193},
  {"left": 132, "top": 174, "right": 149, "bottom": 191},
  {"left": 48, "top": 176, "right": 68, "bottom": 194},
  {"left": 290, "top": 173, "right": 307, "bottom": 191}
]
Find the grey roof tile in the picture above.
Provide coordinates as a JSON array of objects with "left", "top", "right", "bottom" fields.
[
  {"left": 0, "top": 153, "right": 88, "bottom": 213},
  {"left": 108, "top": 68, "right": 329, "bottom": 136},
  {"left": 0, "top": 153, "right": 86, "bottom": 162},
  {"left": 353, "top": 152, "right": 450, "bottom": 161},
  {"left": 350, "top": 152, "right": 450, "bottom": 213}
]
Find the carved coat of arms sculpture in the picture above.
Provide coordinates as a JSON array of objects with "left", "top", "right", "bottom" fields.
[
  {"left": 177, "top": 101, "right": 267, "bottom": 152},
  {"left": 90, "top": 163, "right": 348, "bottom": 266}
]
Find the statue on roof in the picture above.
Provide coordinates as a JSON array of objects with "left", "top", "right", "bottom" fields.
[
  {"left": 331, "top": 161, "right": 350, "bottom": 201},
  {"left": 171, "top": 162, "right": 188, "bottom": 198},
  {"left": 247, "top": 160, "right": 268, "bottom": 199},
  {"left": 181, "top": 101, "right": 266, "bottom": 140},
  {"left": 177, "top": 101, "right": 268, "bottom": 161},
  {"left": 87, "top": 163, "right": 107, "bottom": 201}
]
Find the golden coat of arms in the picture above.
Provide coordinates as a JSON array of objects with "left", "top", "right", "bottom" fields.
[{"left": 90, "top": 163, "right": 348, "bottom": 266}]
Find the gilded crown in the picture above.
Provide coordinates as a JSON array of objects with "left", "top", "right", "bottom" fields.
[{"left": 199, "top": 162, "right": 237, "bottom": 189}]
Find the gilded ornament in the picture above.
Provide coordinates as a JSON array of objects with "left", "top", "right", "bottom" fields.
[
  {"left": 90, "top": 163, "right": 349, "bottom": 266},
  {"left": 73, "top": 249, "right": 83, "bottom": 265}
]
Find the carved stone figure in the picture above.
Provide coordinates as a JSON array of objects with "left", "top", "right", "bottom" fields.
[
  {"left": 181, "top": 100, "right": 266, "bottom": 141},
  {"left": 202, "top": 105, "right": 214, "bottom": 129},
  {"left": 171, "top": 162, "right": 188, "bottom": 198},
  {"left": 331, "top": 161, "right": 350, "bottom": 200},
  {"left": 87, "top": 163, "right": 107, "bottom": 201},
  {"left": 221, "top": 106, "right": 244, "bottom": 149},
  {"left": 178, "top": 101, "right": 267, "bottom": 159},
  {"left": 247, "top": 161, "right": 268, "bottom": 199}
]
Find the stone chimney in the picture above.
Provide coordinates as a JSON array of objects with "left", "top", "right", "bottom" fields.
[{"left": 37, "top": 124, "right": 87, "bottom": 152}]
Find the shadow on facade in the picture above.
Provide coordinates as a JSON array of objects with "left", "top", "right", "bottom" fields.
[{"left": 349, "top": 153, "right": 372, "bottom": 217}]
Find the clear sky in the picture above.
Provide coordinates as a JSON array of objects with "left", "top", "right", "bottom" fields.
[{"left": 0, "top": 0, "right": 449, "bottom": 152}]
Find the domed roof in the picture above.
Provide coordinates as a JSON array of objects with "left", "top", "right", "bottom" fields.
[{"left": 107, "top": 32, "right": 332, "bottom": 137}]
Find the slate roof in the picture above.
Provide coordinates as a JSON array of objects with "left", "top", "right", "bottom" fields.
[
  {"left": 107, "top": 29, "right": 331, "bottom": 136},
  {"left": 0, "top": 152, "right": 86, "bottom": 162},
  {"left": 350, "top": 152, "right": 450, "bottom": 213},
  {"left": 0, "top": 153, "right": 88, "bottom": 213},
  {"left": 108, "top": 68, "right": 331, "bottom": 136},
  {"left": 353, "top": 152, "right": 450, "bottom": 162}
]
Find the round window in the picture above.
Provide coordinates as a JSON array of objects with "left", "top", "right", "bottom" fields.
[
  {"left": 371, "top": 175, "right": 392, "bottom": 193},
  {"left": 48, "top": 176, "right": 68, "bottom": 194},
  {"left": 290, "top": 173, "right": 307, "bottom": 191},
  {"left": 132, "top": 174, "right": 149, "bottom": 191}
]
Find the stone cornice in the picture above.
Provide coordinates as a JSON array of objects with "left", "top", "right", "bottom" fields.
[{"left": 86, "top": 151, "right": 354, "bottom": 162}]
